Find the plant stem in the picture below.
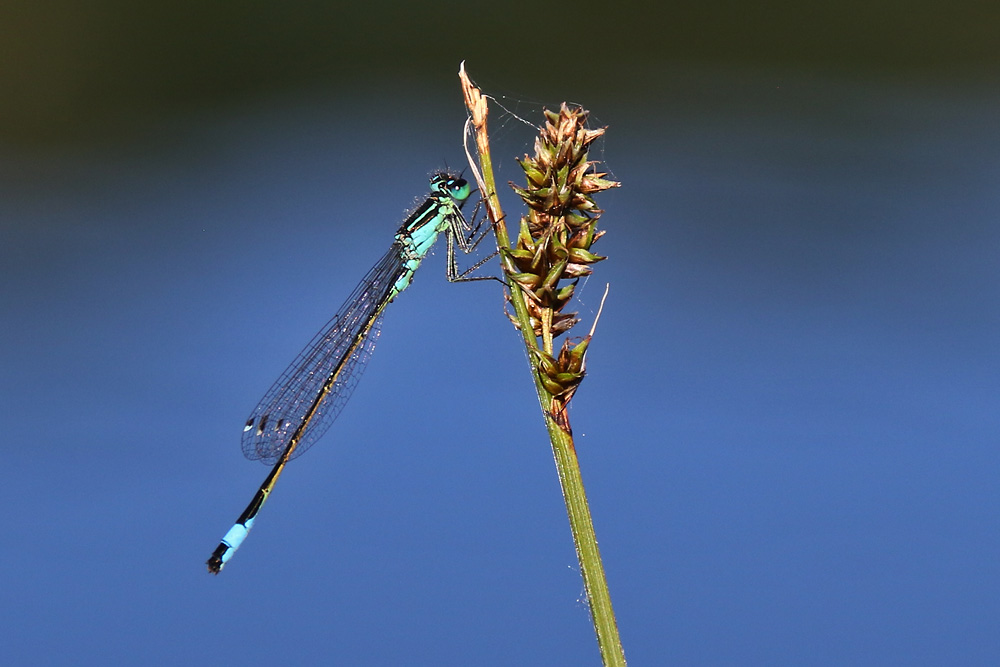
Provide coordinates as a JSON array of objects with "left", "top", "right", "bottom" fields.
[{"left": 459, "top": 62, "right": 627, "bottom": 667}]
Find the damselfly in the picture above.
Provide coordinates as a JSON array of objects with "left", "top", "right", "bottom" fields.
[{"left": 207, "top": 172, "right": 491, "bottom": 574}]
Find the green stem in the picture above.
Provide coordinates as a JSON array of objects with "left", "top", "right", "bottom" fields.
[
  {"left": 459, "top": 63, "right": 626, "bottom": 667},
  {"left": 545, "top": 419, "right": 626, "bottom": 665}
]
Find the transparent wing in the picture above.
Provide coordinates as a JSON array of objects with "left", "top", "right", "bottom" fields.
[{"left": 241, "top": 245, "right": 406, "bottom": 465}]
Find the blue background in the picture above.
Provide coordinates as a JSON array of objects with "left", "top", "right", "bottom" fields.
[{"left": 2, "top": 3, "right": 999, "bottom": 664}]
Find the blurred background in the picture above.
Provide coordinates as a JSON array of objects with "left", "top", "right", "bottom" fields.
[{"left": 2, "top": 1, "right": 998, "bottom": 664}]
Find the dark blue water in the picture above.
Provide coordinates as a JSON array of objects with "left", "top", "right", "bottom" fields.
[{"left": 2, "top": 69, "right": 998, "bottom": 664}]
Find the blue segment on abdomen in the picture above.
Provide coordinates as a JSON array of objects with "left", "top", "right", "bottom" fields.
[{"left": 221, "top": 516, "right": 256, "bottom": 557}]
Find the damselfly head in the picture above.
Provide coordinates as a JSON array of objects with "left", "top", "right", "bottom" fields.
[{"left": 430, "top": 172, "right": 471, "bottom": 204}]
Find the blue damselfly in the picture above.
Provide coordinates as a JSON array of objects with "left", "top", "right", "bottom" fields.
[{"left": 207, "top": 173, "right": 490, "bottom": 573}]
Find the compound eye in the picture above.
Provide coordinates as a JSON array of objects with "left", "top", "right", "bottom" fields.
[{"left": 448, "top": 178, "right": 471, "bottom": 201}]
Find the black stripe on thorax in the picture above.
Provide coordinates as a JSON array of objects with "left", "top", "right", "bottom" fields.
[{"left": 400, "top": 195, "right": 442, "bottom": 234}]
